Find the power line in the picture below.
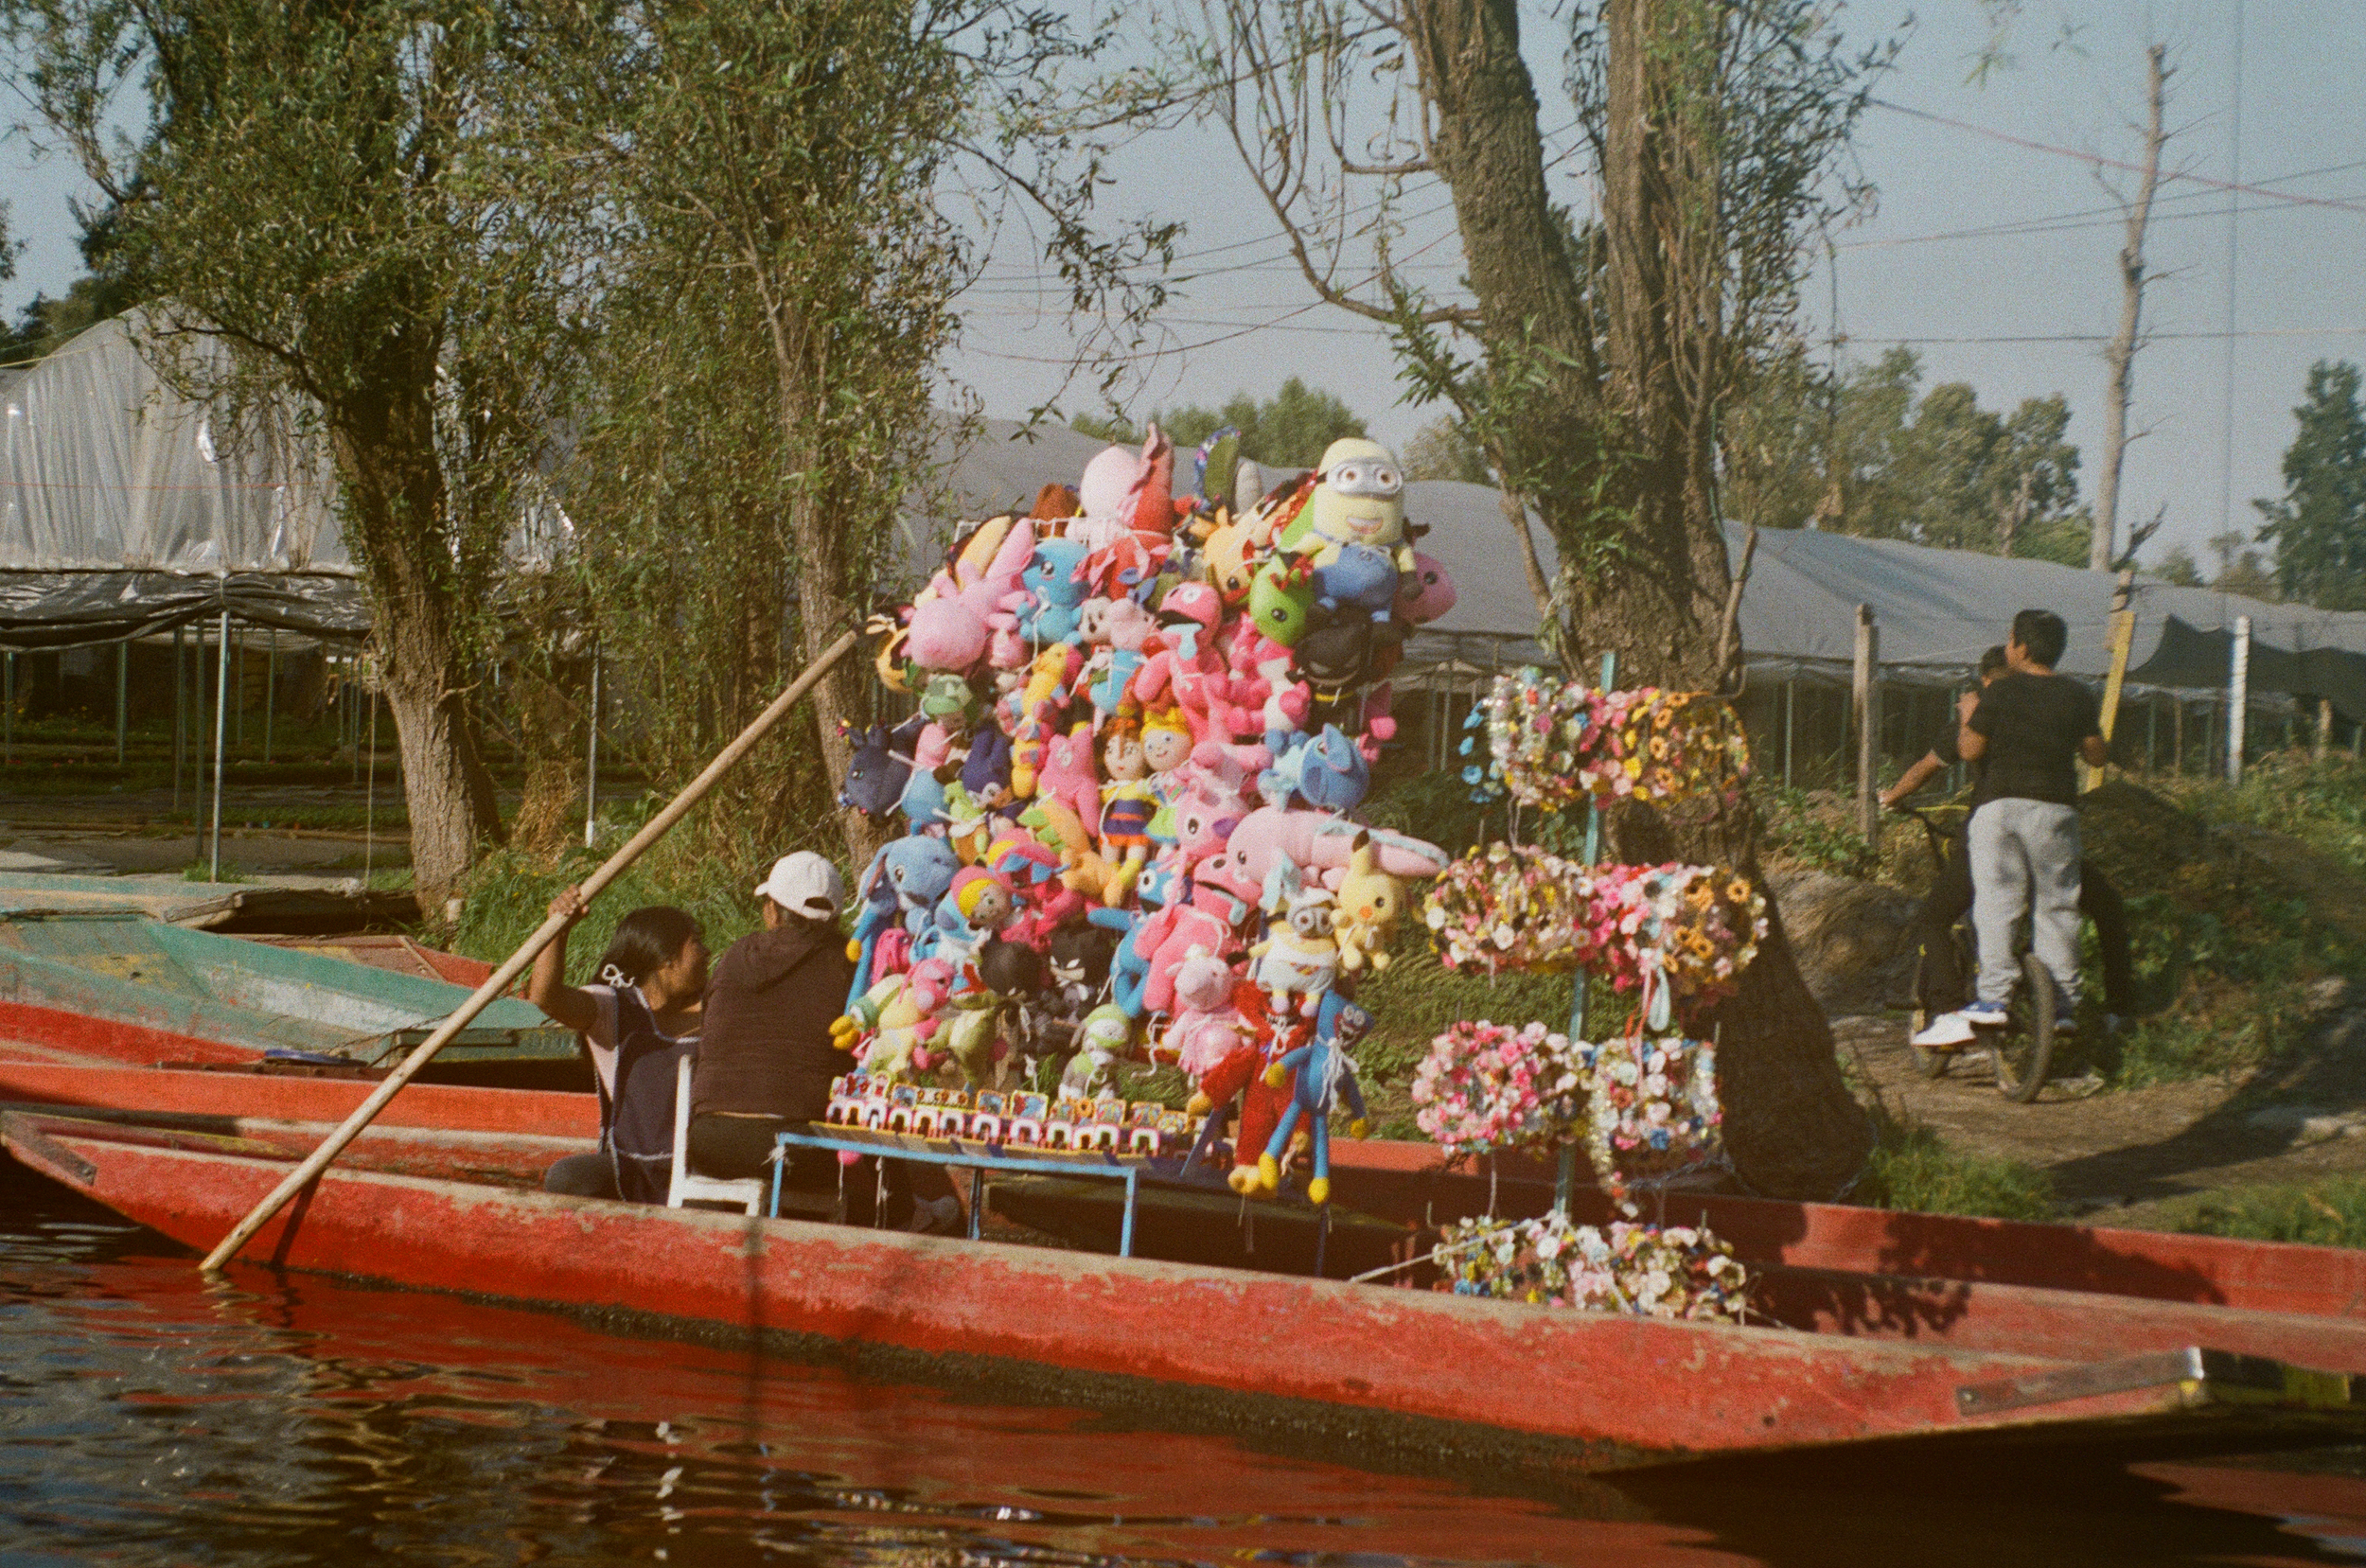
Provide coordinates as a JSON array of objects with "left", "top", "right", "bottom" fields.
[
  {"left": 2217, "top": 1, "right": 2247, "bottom": 543},
  {"left": 1846, "top": 327, "right": 2364, "bottom": 345},
  {"left": 1871, "top": 97, "right": 2366, "bottom": 216}
]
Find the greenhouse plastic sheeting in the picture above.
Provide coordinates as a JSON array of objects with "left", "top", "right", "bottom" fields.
[
  {"left": 14, "top": 312, "right": 2366, "bottom": 712},
  {"left": 0, "top": 310, "right": 364, "bottom": 647}
]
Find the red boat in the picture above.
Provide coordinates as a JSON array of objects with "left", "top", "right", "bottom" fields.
[{"left": 7, "top": 1104, "right": 2364, "bottom": 1471}]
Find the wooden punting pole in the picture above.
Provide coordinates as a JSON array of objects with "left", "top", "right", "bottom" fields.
[{"left": 202, "top": 628, "right": 859, "bottom": 1272}]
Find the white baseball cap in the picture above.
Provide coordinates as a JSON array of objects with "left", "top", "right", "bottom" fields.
[{"left": 754, "top": 852, "right": 846, "bottom": 919}]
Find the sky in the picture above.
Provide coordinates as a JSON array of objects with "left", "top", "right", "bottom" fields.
[{"left": 5, "top": 1, "right": 2360, "bottom": 569}]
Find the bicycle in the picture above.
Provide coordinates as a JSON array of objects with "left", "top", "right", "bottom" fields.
[{"left": 1894, "top": 802, "right": 2057, "bottom": 1103}]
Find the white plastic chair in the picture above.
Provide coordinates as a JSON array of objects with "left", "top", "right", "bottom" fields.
[{"left": 665, "top": 1053, "right": 767, "bottom": 1216}]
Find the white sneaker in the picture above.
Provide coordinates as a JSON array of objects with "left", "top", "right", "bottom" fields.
[
  {"left": 1958, "top": 1001, "right": 2010, "bottom": 1028},
  {"left": 1910, "top": 1013, "right": 1976, "bottom": 1049}
]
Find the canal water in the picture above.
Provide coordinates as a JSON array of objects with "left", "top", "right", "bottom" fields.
[{"left": 6, "top": 1160, "right": 2365, "bottom": 1568}]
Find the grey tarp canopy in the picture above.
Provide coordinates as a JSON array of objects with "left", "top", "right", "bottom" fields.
[
  {"left": 924, "top": 436, "right": 2366, "bottom": 715},
  {"left": 0, "top": 312, "right": 364, "bottom": 647},
  {"left": 24, "top": 333, "right": 2353, "bottom": 716}
]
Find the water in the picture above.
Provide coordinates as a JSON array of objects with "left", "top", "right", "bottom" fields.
[{"left": 5, "top": 1161, "right": 2365, "bottom": 1568}]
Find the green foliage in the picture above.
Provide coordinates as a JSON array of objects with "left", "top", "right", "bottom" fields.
[
  {"left": 1856, "top": 1116, "right": 2057, "bottom": 1222},
  {"left": 1403, "top": 416, "right": 1492, "bottom": 484},
  {"left": 1074, "top": 378, "right": 1368, "bottom": 471},
  {"left": 447, "top": 842, "right": 769, "bottom": 984},
  {"left": 2174, "top": 1179, "right": 2366, "bottom": 1249},
  {"left": 2254, "top": 360, "right": 2366, "bottom": 610},
  {"left": 2151, "top": 545, "right": 2203, "bottom": 587},
  {"left": 0, "top": 273, "right": 135, "bottom": 364},
  {"left": 1723, "top": 345, "right": 2083, "bottom": 552},
  {"left": 1752, "top": 783, "right": 1878, "bottom": 878},
  {"left": 2076, "top": 772, "right": 2366, "bottom": 1086}
]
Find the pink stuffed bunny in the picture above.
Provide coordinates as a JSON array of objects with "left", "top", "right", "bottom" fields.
[
  {"left": 905, "top": 518, "right": 1036, "bottom": 672},
  {"left": 1033, "top": 721, "right": 1102, "bottom": 838},
  {"left": 1164, "top": 945, "right": 1248, "bottom": 1077}
]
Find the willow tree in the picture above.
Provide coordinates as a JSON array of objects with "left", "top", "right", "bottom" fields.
[
  {"left": 7, "top": 0, "right": 574, "bottom": 903},
  {"left": 1173, "top": 0, "right": 1889, "bottom": 1197},
  {"left": 526, "top": 0, "right": 1168, "bottom": 867}
]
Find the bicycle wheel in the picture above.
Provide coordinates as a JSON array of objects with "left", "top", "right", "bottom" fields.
[
  {"left": 1992, "top": 952, "right": 2057, "bottom": 1103},
  {"left": 1907, "top": 951, "right": 1951, "bottom": 1080}
]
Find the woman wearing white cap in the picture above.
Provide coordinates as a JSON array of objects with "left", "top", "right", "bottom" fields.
[{"left": 682, "top": 853, "right": 896, "bottom": 1210}]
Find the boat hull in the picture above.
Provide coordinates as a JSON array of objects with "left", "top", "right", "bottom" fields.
[
  {"left": 0, "top": 1059, "right": 596, "bottom": 1137},
  {"left": 9, "top": 1112, "right": 2363, "bottom": 1471}
]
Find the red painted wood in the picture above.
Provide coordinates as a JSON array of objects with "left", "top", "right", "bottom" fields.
[
  {"left": 4, "top": 1109, "right": 575, "bottom": 1186},
  {"left": 1749, "top": 1265, "right": 2366, "bottom": 1371},
  {"left": 0, "top": 1124, "right": 2250, "bottom": 1465},
  {"left": 1326, "top": 1140, "right": 2366, "bottom": 1324},
  {"left": 0, "top": 998, "right": 256, "bottom": 1066},
  {"left": 0, "top": 1061, "right": 597, "bottom": 1137}
]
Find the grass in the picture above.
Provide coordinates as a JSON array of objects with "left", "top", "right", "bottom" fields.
[
  {"left": 2169, "top": 1179, "right": 2366, "bottom": 1249},
  {"left": 1853, "top": 1113, "right": 2059, "bottom": 1223}
]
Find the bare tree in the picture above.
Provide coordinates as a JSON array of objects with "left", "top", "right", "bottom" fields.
[
  {"left": 1164, "top": 0, "right": 1891, "bottom": 1199},
  {"left": 2092, "top": 44, "right": 2169, "bottom": 572}
]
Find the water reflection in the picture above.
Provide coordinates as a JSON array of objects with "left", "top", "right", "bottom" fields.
[{"left": 3, "top": 1160, "right": 2360, "bottom": 1567}]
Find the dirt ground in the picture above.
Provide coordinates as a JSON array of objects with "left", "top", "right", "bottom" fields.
[{"left": 1836, "top": 1008, "right": 2366, "bottom": 1227}]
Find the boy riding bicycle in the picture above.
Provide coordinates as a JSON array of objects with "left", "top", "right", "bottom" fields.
[
  {"left": 1939, "top": 609, "right": 2107, "bottom": 1039},
  {"left": 1881, "top": 644, "right": 2133, "bottom": 1051}
]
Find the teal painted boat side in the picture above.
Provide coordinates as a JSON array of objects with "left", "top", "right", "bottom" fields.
[{"left": 0, "top": 913, "right": 573, "bottom": 1064}]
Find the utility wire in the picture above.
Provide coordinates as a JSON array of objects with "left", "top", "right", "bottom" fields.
[{"left": 1871, "top": 97, "right": 2366, "bottom": 216}]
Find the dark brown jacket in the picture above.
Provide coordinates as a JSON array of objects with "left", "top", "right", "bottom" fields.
[{"left": 690, "top": 922, "right": 856, "bottom": 1122}]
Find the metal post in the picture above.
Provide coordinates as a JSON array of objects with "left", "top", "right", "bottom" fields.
[
  {"left": 2229, "top": 616, "right": 2251, "bottom": 786},
  {"left": 264, "top": 631, "right": 275, "bottom": 764},
  {"left": 349, "top": 658, "right": 361, "bottom": 784},
  {"left": 363, "top": 661, "right": 379, "bottom": 884},
  {"left": 233, "top": 629, "right": 243, "bottom": 750},
  {"left": 3, "top": 649, "right": 12, "bottom": 766},
  {"left": 172, "top": 626, "right": 185, "bottom": 810},
  {"left": 1782, "top": 678, "right": 1795, "bottom": 788},
  {"left": 1854, "top": 606, "right": 1880, "bottom": 844},
  {"left": 584, "top": 643, "right": 601, "bottom": 850},
  {"left": 1556, "top": 650, "right": 1617, "bottom": 1220},
  {"left": 210, "top": 610, "right": 230, "bottom": 881}
]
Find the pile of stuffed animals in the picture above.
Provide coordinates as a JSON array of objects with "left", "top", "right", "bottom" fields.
[{"left": 829, "top": 425, "right": 1457, "bottom": 1203}]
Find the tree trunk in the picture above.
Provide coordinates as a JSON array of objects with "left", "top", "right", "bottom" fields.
[
  {"left": 328, "top": 354, "right": 504, "bottom": 908},
  {"left": 1410, "top": 0, "right": 1872, "bottom": 1198},
  {"left": 2092, "top": 44, "right": 2168, "bottom": 572},
  {"left": 761, "top": 307, "right": 890, "bottom": 871}
]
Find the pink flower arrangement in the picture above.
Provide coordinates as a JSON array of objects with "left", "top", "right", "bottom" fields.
[
  {"left": 1410, "top": 1020, "right": 1586, "bottom": 1157},
  {"left": 1570, "top": 863, "right": 1767, "bottom": 1015},
  {"left": 1424, "top": 850, "right": 1767, "bottom": 1023},
  {"left": 1434, "top": 1211, "right": 1748, "bottom": 1322},
  {"left": 1483, "top": 674, "right": 1750, "bottom": 811},
  {"left": 1421, "top": 842, "right": 1590, "bottom": 976},
  {"left": 1581, "top": 1032, "right": 1722, "bottom": 1196}
]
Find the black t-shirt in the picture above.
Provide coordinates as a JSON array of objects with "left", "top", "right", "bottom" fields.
[
  {"left": 1965, "top": 672, "right": 2101, "bottom": 807},
  {"left": 1925, "top": 712, "right": 1986, "bottom": 806}
]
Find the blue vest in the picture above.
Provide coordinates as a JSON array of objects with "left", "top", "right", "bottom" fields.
[{"left": 604, "top": 988, "right": 696, "bottom": 1205}]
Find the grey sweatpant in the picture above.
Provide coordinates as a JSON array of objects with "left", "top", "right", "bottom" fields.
[{"left": 1968, "top": 798, "right": 2082, "bottom": 1009}]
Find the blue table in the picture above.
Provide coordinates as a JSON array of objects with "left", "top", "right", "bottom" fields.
[{"left": 770, "top": 1125, "right": 1149, "bottom": 1256}]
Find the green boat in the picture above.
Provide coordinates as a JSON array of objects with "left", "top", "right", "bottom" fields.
[{"left": 0, "top": 910, "right": 577, "bottom": 1083}]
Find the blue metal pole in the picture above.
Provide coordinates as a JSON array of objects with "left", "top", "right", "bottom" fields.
[
  {"left": 1121, "top": 1168, "right": 1139, "bottom": 1259},
  {"left": 1556, "top": 650, "right": 1618, "bottom": 1217}
]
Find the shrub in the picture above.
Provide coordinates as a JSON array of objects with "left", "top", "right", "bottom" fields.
[
  {"left": 1854, "top": 1116, "right": 2057, "bottom": 1223},
  {"left": 2175, "top": 1180, "right": 2366, "bottom": 1249}
]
